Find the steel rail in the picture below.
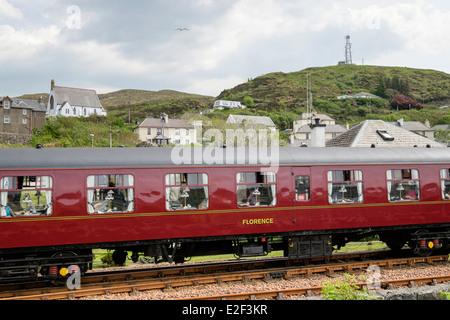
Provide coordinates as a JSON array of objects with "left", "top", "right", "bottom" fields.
[
  {"left": 0, "top": 254, "right": 447, "bottom": 300},
  {"left": 179, "top": 275, "right": 450, "bottom": 301}
]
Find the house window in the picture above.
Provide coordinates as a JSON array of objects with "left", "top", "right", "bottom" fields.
[
  {"left": 87, "top": 174, "right": 134, "bottom": 214},
  {"left": 22, "top": 118, "right": 27, "bottom": 124},
  {"left": 147, "top": 128, "right": 152, "bottom": 135},
  {"left": 328, "top": 170, "right": 363, "bottom": 204},
  {"left": 3, "top": 101, "right": 10, "bottom": 109},
  {"left": 157, "top": 128, "right": 162, "bottom": 135},
  {"left": 22, "top": 109, "right": 27, "bottom": 115},
  {"left": 295, "top": 176, "right": 310, "bottom": 201},
  {"left": 387, "top": 169, "right": 419, "bottom": 201},
  {"left": 237, "top": 172, "right": 277, "bottom": 207},
  {"left": 186, "top": 129, "right": 190, "bottom": 135},
  {"left": 4, "top": 115, "right": 10, "bottom": 124},
  {"left": 165, "top": 173, "right": 209, "bottom": 211},
  {"left": 440, "top": 169, "right": 450, "bottom": 200},
  {"left": 0, "top": 176, "right": 53, "bottom": 217},
  {"left": 174, "top": 129, "right": 180, "bottom": 135}
]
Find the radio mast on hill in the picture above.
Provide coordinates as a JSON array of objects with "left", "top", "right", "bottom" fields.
[{"left": 345, "top": 35, "right": 352, "bottom": 65}]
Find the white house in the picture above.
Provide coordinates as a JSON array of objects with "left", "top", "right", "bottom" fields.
[
  {"left": 134, "top": 115, "right": 199, "bottom": 146},
  {"left": 213, "top": 100, "right": 245, "bottom": 110},
  {"left": 46, "top": 80, "right": 107, "bottom": 117}
]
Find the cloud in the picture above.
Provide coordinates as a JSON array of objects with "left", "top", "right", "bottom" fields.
[
  {"left": 0, "top": 24, "right": 61, "bottom": 63},
  {"left": 0, "top": 0, "right": 449, "bottom": 97},
  {"left": 0, "top": 0, "right": 23, "bottom": 19}
]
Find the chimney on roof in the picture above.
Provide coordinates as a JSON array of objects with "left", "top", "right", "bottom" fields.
[
  {"left": 51, "top": 79, "right": 55, "bottom": 90},
  {"left": 309, "top": 118, "right": 326, "bottom": 147}
]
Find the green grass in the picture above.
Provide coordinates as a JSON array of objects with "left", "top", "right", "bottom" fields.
[{"left": 92, "top": 242, "right": 388, "bottom": 269}]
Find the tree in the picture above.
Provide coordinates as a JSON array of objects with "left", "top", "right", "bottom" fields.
[
  {"left": 390, "top": 94, "right": 423, "bottom": 111},
  {"left": 243, "top": 96, "right": 255, "bottom": 107}
]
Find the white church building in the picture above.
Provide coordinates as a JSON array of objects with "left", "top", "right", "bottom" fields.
[{"left": 46, "top": 80, "right": 107, "bottom": 117}]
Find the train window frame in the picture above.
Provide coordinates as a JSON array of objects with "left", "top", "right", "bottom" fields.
[
  {"left": 236, "top": 171, "right": 277, "bottom": 207},
  {"left": 386, "top": 169, "right": 420, "bottom": 202},
  {"left": 327, "top": 170, "right": 363, "bottom": 204},
  {"left": 86, "top": 174, "right": 135, "bottom": 214},
  {"left": 165, "top": 173, "right": 209, "bottom": 211},
  {"left": 440, "top": 169, "right": 450, "bottom": 200},
  {"left": 0, "top": 175, "right": 53, "bottom": 218},
  {"left": 295, "top": 176, "right": 310, "bottom": 201}
]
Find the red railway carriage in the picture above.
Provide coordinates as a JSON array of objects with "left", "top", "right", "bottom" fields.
[{"left": 0, "top": 146, "right": 449, "bottom": 281}]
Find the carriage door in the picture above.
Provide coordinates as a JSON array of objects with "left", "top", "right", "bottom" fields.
[
  {"left": 291, "top": 167, "right": 312, "bottom": 230},
  {"left": 286, "top": 166, "right": 322, "bottom": 259}
]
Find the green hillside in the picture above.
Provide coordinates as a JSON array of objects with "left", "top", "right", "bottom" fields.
[
  {"left": 215, "top": 65, "right": 450, "bottom": 128},
  {"left": 99, "top": 89, "right": 215, "bottom": 123},
  {"left": 219, "top": 65, "right": 450, "bottom": 104}
]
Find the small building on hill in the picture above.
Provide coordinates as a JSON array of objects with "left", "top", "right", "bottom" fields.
[
  {"left": 337, "top": 92, "right": 382, "bottom": 99},
  {"left": 213, "top": 100, "right": 245, "bottom": 110},
  {"left": 134, "top": 114, "right": 198, "bottom": 146},
  {"left": 291, "top": 113, "right": 346, "bottom": 146},
  {"left": 46, "top": 79, "right": 107, "bottom": 117}
]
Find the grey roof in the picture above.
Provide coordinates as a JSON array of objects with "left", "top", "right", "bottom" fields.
[
  {"left": 432, "top": 124, "right": 450, "bottom": 131},
  {"left": 352, "top": 92, "right": 382, "bottom": 99},
  {"left": 389, "top": 121, "right": 433, "bottom": 132},
  {"left": 227, "top": 114, "right": 276, "bottom": 127},
  {"left": 12, "top": 99, "right": 47, "bottom": 112},
  {"left": 296, "top": 124, "right": 346, "bottom": 133},
  {"left": 54, "top": 86, "right": 103, "bottom": 109},
  {"left": 0, "top": 147, "right": 448, "bottom": 170},
  {"left": 294, "top": 113, "right": 334, "bottom": 121},
  {"left": 326, "top": 120, "right": 445, "bottom": 148}
]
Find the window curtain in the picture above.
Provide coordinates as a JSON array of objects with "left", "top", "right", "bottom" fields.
[
  {"left": 126, "top": 175, "right": 134, "bottom": 212},
  {"left": 87, "top": 175, "right": 95, "bottom": 213},
  {"left": 41, "top": 176, "right": 53, "bottom": 215},
  {"left": 355, "top": 171, "right": 363, "bottom": 202},
  {"left": 0, "top": 192, "right": 7, "bottom": 217}
]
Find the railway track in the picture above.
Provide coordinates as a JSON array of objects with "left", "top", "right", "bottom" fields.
[
  {"left": 0, "top": 253, "right": 448, "bottom": 300},
  {"left": 179, "top": 274, "right": 450, "bottom": 300}
]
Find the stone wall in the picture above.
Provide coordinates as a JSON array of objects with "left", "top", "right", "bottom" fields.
[{"left": 0, "top": 132, "right": 32, "bottom": 145}]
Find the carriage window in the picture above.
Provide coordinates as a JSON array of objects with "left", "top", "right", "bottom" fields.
[
  {"left": 441, "top": 169, "right": 450, "bottom": 200},
  {"left": 237, "top": 172, "right": 277, "bottom": 207},
  {"left": 87, "top": 174, "right": 134, "bottom": 214},
  {"left": 328, "top": 170, "right": 363, "bottom": 204},
  {"left": 387, "top": 169, "right": 419, "bottom": 202},
  {"left": 295, "top": 176, "right": 310, "bottom": 201},
  {"left": 0, "top": 176, "right": 53, "bottom": 217},
  {"left": 165, "top": 173, "right": 209, "bottom": 211}
]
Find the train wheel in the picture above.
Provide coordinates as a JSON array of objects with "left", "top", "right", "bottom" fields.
[{"left": 112, "top": 250, "right": 127, "bottom": 266}]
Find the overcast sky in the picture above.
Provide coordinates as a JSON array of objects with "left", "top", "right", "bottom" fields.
[{"left": 1, "top": 0, "right": 449, "bottom": 97}]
